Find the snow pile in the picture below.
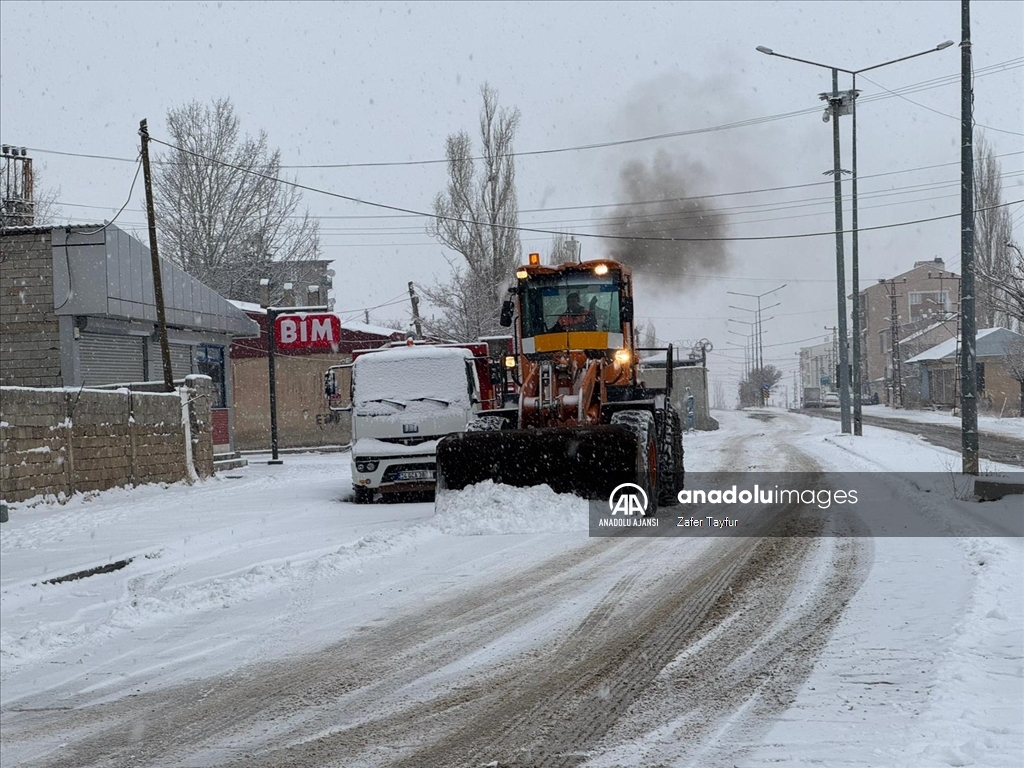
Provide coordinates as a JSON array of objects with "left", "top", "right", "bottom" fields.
[{"left": 433, "top": 480, "right": 589, "bottom": 535}]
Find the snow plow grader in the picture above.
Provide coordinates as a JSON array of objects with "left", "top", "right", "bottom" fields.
[{"left": 435, "top": 255, "right": 684, "bottom": 512}]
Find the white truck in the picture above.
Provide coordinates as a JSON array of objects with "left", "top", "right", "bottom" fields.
[{"left": 325, "top": 343, "right": 500, "bottom": 503}]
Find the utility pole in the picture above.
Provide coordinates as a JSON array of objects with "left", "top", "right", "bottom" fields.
[
  {"left": 851, "top": 77, "right": 863, "bottom": 436},
  {"left": 826, "top": 69, "right": 853, "bottom": 434},
  {"left": 960, "top": 0, "right": 979, "bottom": 475},
  {"left": 881, "top": 279, "right": 904, "bottom": 408},
  {"left": 825, "top": 325, "right": 838, "bottom": 391},
  {"left": 364, "top": 309, "right": 370, "bottom": 324},
  {"left": 139, "top": 119, "right": 174, "bottom": 393},
  {"left": 408, "top": 281, "right": 423, "bottom": 339}
]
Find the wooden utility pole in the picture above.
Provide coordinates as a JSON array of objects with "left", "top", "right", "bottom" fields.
[
  {"left": 408, "top": 281, "right": 423, "bottom": 339},
  {"left": 139, "top": 119, "right": 174, "bottom": 393}
]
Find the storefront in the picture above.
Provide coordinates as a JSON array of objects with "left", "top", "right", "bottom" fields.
[{"left": 1, "top": 224, "right": 259, "bottom": 453}]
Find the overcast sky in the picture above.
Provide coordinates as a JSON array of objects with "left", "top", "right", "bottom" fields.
[{"left": 2, "top": 1, "right": 1021, "bottom": 396}]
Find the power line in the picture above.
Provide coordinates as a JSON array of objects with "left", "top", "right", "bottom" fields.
[
  {"left": 859, "top": 71, "right": 1024, "bottom": 137},
  {"left": 145, "top": 133, "right": 1024, "bottom": 243},
  {"left": 74, "top": 155, "right": 142, "bottom": 236},
  {"left": 40, "top": 150, "right": 1024, "bottom": 225},
  {"left": 15, "top": 58, "right": 1021, "bottom": 171}
]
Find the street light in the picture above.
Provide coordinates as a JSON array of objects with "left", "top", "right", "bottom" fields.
[
  {"left": 727, "top": 285, "right": 785, "bottom": 402},
  {"left": 757, "top": 41, "right": 953, "bottom": 436}
]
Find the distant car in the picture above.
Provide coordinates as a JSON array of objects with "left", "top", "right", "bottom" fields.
[{"left": 823, "top": 392, "right": 840, "bottom": 408}]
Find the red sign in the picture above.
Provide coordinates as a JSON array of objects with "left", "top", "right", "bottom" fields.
[{"left": 273, "top": 313, "right": 342, "bottom": 350}]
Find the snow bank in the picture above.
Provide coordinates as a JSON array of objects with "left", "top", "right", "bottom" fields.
[{"left": 433, "top": 480, "right": 589, "bottom": 535}]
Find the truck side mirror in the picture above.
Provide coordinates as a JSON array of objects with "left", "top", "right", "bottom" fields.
[
  {"left": 325, "top": 364, "right": 353, "bottom": 412},
  {"left": 620, "top": 296, "right": 634, "bottom": 324},
  {"left": 500, "top": 300, "right": 514, "bottom": 327}
]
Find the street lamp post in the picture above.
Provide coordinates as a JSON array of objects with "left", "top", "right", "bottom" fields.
[
  {"left": 728, "top": 285, "right": 785, "bottom": 405},
  {"left": 756, "top": 41, "right": 954, "bottom": 435}
]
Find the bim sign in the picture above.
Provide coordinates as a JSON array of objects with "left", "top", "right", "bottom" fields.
[{"left": 273, "top": 313, "right": 341, "bottom": 350}]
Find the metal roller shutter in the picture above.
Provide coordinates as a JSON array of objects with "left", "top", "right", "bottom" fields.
[
  {"left": 169, "top": 344, "right": 194, "bottom": 380},
  {"left": 148, "top": 342, "right": 194, "bottom": 382},
  {"left": 80, "top": 334, "right": 145, "bottom": 386}
]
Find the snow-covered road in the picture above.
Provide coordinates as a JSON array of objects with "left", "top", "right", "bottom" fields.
[{"left": 1, "top": 410, "right": 1020, "bottom": 767}]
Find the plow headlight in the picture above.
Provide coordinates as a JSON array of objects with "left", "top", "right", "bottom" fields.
[
  {"left": 516, "top": 269, "right": 529, "bottom": 279},
  {"left": 504, "top": 355, "right": 516, "bottom": 369},
  {"left": 614, "top": 348, "right": 631, "bottom": 365},
  {"left": 594, "top": 263, "right": 609, "bottom": 275}
]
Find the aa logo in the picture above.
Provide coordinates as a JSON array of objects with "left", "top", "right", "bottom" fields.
[{"left": 609, "top": 483, "right": 648, "bottom": 516}]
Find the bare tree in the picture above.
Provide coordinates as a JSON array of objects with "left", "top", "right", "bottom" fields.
[
  {"left": 974, "top": 133, "right": 1014, "bottom": 328},
  {"left": 425, "top": 84, "right": 521, "bottom": 341},
  {"left": 639, "top": 321, "right": 658, "bottom": 349},
  {"left": 546, "top": 232, "right": 568, "bottom": 265},
  {"left": 980, "top": 241, "right": 1024, "bottom": 334},
  {"left": 154, "top": 98, "right": 320, "bottom": 304},
  {"left": 1005, "top": 335, "right": 1024, "bottom": 417},
  {"left": 712, "top": 379, "right": 727, "bottom": 410}
]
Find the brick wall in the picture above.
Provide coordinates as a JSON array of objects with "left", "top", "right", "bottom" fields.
[
  {"left": 1, "top": 379, "right": 214, "bottom": 503},
  {"left": 0, "top": 231, "right": 62, "bottom": 387}
]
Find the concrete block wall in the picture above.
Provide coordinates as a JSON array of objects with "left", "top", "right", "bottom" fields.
[
  {"left": 0, "top": 231, "right": 62, "bottom": 387},
  {"left": 185, "top": 375, "right": 215, "bottom": 478},
  {"left": 1, "top": 380, "right": 213, "bottom": 503}
]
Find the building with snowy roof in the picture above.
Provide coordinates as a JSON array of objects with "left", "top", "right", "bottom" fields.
[
  {"left": 1, "top": 224, "right": 259, "bottom": 455},
  {"left": 904, "top": 327, "right": 1024, "bottom": 415}
]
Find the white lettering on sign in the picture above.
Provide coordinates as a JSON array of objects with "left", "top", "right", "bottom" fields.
[
  {"left": 311, "top": 318, "right": 334, "bottom": 342},
  {"left": 274, "top": 313, "right": 342, "bottom": 350}
]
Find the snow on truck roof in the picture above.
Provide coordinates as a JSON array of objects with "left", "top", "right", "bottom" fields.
[
  {"left": 353, "top": 345, "right": 475, "bottom": 411},
  {"left": 355, "top": 345, "right": 474, "bottom": 363}
]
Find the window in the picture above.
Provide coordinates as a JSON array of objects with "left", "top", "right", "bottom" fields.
[
  {"left": 908, "top": 291, "right": 949, "bottom": 320},
  {"left": 521, "top": 273, "right": 621, "bottom": 338},
  {"left": 196, "top": 345, "right": 226, "bottom": 408}
]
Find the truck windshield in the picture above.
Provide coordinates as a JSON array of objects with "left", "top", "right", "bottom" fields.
[
  {"left": 520, "top": 272, "right": 621, "bottom": 337},
  {"left": 352, "top": 349, "right": 473, "bottom": 414}
]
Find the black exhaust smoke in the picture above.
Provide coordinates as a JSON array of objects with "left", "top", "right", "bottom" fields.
[{"left": 606, "top": 149, "right": 731, "bottom": 293}]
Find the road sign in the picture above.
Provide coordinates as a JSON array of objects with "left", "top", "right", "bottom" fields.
[
  {"left": 273, "top": 313, "right": 341, "bottom": 350},
  {"left": 820, "top": 375, "right": 831, "bottom": 387}
]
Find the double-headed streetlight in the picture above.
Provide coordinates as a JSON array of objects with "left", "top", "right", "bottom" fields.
[
  {"left": 727, "top": 284, "right": 786, "bottom": 405},
  {"left": 756, "top": 41, "right": 954, "bottom": 435},
  {"left": 727, "top": 323, "right": 756, "bottom": 377}
]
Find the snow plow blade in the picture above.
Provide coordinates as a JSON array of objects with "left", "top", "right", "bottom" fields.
[{"left": 435, "top": 425, "right": 639, "bottom": 500}]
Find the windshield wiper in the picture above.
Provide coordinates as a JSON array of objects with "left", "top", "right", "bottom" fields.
[
  {"left": 361, "top": 398, "right": 407, "bottom": 409},
  {"left": 410, "top": 397, "right": 451, "bottom": 407}
]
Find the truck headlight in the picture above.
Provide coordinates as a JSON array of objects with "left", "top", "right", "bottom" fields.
[
  {"left": 355, "top": 459, "right": 379, "bottom": 473},
  {"left": 614, "top": 348, "right": 631, "bottom": 365}
]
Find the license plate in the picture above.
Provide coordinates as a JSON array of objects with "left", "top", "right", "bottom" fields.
[{"left": 397, "top": 470, "right": 434, "bottom": 481}]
